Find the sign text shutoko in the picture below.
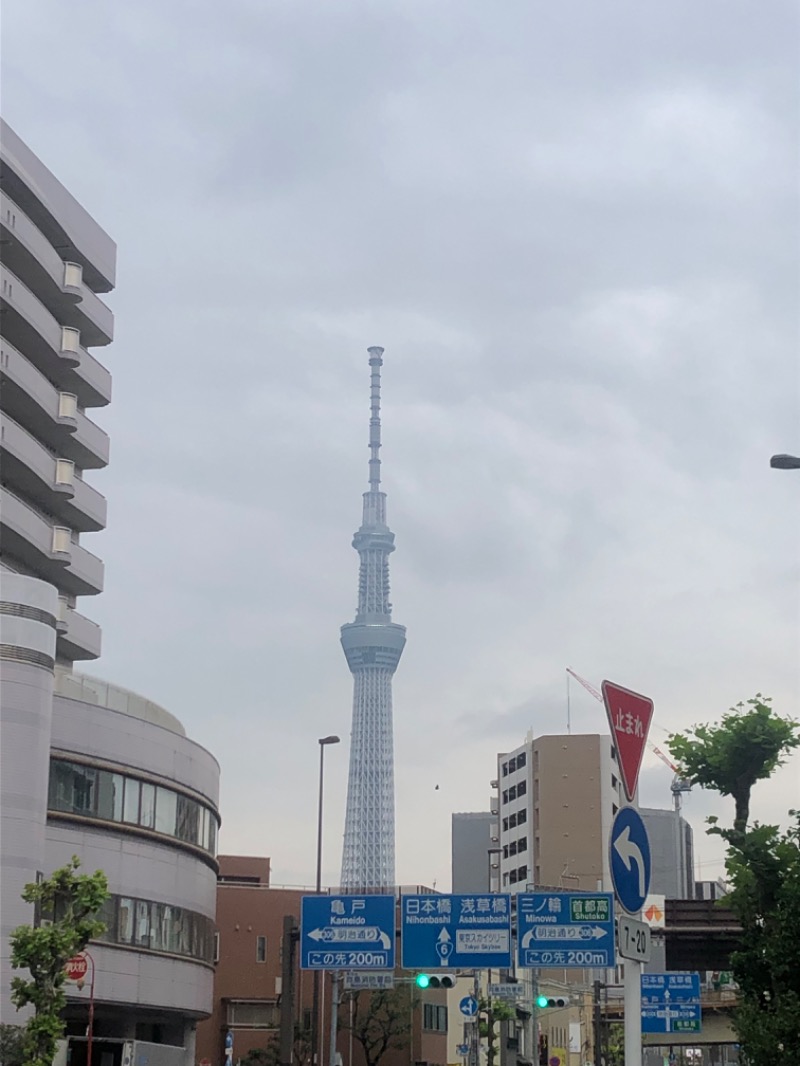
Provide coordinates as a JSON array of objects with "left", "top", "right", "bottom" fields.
[{"left": 401, "top": 893, "right": 512, "bottom": 969}]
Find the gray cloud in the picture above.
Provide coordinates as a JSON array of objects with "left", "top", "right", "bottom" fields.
[{"left": 4, "top": 0, "right": 798, "bottom": 888}]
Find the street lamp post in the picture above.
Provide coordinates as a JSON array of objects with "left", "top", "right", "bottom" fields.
[
  {"left": 770, "top": 454, "right": 800, "bottom": 470},
  {"left": 312, "top": 735, "right": 340, "bottom": 1066}
]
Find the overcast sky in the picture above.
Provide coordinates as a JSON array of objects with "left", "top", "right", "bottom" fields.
[{"left": 4, "top": 0, "right": 799, "bottom": 891}]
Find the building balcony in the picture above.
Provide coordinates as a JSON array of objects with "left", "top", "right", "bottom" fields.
[
  {"left": 1, "top": 195, "right": 114, "bottom": 346},
  {"left": 0, "top": 265, "right": 111, "bottom": 408},
  {"left": 0, "top": 339, "right": 110, "bottom": 469},
  {"left": 0, "top": 414, "right": 106, "bottom": 531},
  {"left": 55, "top": 598, "right": 102, "bottom": 660},
  {"left": 0, "top": 487, "right": 104, "bottom": 596}
]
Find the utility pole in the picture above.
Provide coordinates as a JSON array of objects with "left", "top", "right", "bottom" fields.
[
  {"left": 593, "top": 981, "right": 603, "bottom": 1066},
  {"left": 279, "top": 915, "right": 298, "bottom": 1066}
]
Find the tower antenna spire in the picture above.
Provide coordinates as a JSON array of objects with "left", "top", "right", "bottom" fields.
[{"left": 367, "top": 346, "right": 384, "bottom": 493}]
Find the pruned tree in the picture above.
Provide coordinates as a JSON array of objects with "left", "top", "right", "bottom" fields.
[
  {"left": 340, "top": 985, "right": 418, "bottom": 1066},
  {"left": 478, "top": 995, "right": 515, "bottom": 1066},
  {"left": 669, "top": 697, "right": 800, "bottom": 1064},
  {"left": 668, "top": 695, "right": 800, "bottom": 838},
  {"left": 9, "top": 857, "right": 109, "bottom": 1066}
]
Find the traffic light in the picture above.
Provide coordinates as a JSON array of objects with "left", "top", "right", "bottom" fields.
[
  {"left": 536, "top": 995, "right": 568, "bottom": 1009},
  {"left": 415, "top": 974, "right": 456, "bottom": 989}
]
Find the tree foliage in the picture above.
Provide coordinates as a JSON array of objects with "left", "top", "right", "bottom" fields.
[
  {"left": 242, "top": 1022, "right": 312, "bottom": 1066},
  {"left": 478, "top": 995, "right": 515, "bottom": 1066},
  {"left": 669, "top": 698, "right": 800, "bottom": 1065},
  {"left": 9, "top": 857, "right": 109, "bottom": 1066},
  {"left": 0, "top": 1023, "right": 26, "bottom": 1066},
  {"left": 668, "top": 695, "right": 799, "bottom": 836},
  {"left": 340, "top": 985, "right": 418, "bottom": 1066}
]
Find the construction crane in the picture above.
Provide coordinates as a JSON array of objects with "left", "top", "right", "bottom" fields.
[{"left": 566, "top": 667, "right": 693, "bottom": 811}]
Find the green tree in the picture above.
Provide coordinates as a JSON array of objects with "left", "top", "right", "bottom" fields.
[
  {"left": 668, "top": 695, "right": 800, "bottom": 838},
  {"left": 9, "top": 857, "right": 109, "bottom": 1066},
  {"left": 478, "top": 995, "right": 515, "bottom": 1066},
  {"left": 339, "top": 985, "right": 418, "bottom": 1066},
  {"left": 669, "top": 697, "right": 800, "bottom": 1065}
]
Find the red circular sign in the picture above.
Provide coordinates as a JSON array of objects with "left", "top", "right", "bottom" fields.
[{"left": 64, "top": 955, "right": 89, "bottom": 981}]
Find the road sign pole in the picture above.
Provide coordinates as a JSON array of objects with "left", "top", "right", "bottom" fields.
[
  {"left": 470, "top": 971, "right": 480, "bottom": 1066},
  {"left": 624, "top": 957, "right": 642, "bottom": 1066}
]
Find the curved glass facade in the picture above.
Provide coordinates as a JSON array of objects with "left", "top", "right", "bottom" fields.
[
  {"left": 48, "top": 758, "right": 218, "bottom": 854},
  {"left": 92, "top": 893, "right": 214, "bottom": 963}
]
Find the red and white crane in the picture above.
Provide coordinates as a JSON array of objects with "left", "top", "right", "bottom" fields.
[{"left": 566, "top": 667, "right": 692, "bottom": 811}]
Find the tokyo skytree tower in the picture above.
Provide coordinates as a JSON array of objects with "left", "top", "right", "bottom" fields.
[{"left": 340, "top": 347, "right": 406, "bottom": 892}]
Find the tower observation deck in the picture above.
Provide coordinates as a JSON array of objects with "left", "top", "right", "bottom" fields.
[{"left": 339, "top": 347, "right": 406, "bottom": 892}]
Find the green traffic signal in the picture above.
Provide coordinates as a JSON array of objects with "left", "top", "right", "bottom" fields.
[
  {"left": 536, "top": 994, "right": 548, "bottom": 1008},
  {"left": 416, "top": 974, "right": 431, "bottom": 988}
]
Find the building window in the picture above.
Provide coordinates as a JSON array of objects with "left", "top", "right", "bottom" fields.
[
  {"left": 517, "top": 780, "right": 527, "bottom": 797},
  {"left": 509, "top": 812, "right": 517, "bottom": 829},
  {"left": 509, "top": 870, "right": 518, "bottom": 884},
  {"left": 502, "top": 762, "right": 508, "bottom": 777},
  {"left": 502, "top": 817, "right": 509, "bottom": 832},
  {"left": 517, "top": 751, "right": 526, "bottom": 768},
  {"left": 47, "top": 758, "right": 219, "bottom": 856},
  {"left": 517, "top": 865, "right": 528, "bottom": 882},
  {"left": 423, "top": 1004, "right": 448, "bottom": 1032},
  {"left": 256, "top": 936, "right": 267, "bottom": 963},
  {"left": 502, "top": 845, "right": 508, "bottom": 859},
  {"left": 227, "top": 1001, "right": 280, "bottom": 1029},
  {"left": 517, "top": 808, "right": 527, "bottom": 825},
  {"left": 508, "top": 756, "right": 517, "bottom": 773},
  {"left": 611, "top": 774, "right": 619, "bottom": 790},
  {"left": 517, "top": 837, "right": 528, "bottom": 853},
  {"left": 509, "top": 841, "right": 517, "bottom": 857},
  {"left": 214, "top": 932, "right": 220, "bottom": 963},
  {"left": 502, "top": 790, "right": 508, "bottom": 804}
]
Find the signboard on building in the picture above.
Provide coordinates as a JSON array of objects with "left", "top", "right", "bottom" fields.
[
  {"left": 401, "top": 893, "right": 512, "bottom": 969},
  {"left": 517, "top": 892, "right": 615, "bottom": 969}
]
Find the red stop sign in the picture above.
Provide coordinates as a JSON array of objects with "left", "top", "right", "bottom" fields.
[{"left": 64, "top": 955, "right": 89, "bottom": 981}]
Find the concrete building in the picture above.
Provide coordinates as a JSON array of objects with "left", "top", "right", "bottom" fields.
[
  {"left": 639, "top": 807, "right": 694, "bottom": 901},
  {"left": 1, "top": 118, "right": 113, "bottom": 665},
  {"left": 451, "top": 812, "right": 496, "bottom": 894},
  {"left": 198, "top": 858, "right": 449, "bottom": 1066},
  {"left": 495, "top": 732, "right": 620, "bottom": 895},
  {"left": 0, "top": 124, "right": 220, "bottom": 1065}
]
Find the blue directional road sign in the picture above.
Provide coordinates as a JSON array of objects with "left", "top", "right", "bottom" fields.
[
  {"left": 641, "top": 973, "right": 702, "bottom": 1034},
  {"left": 301, "top": 895, "right": 395, "bottom": 970},
  {"left": 459, "top": 996, "right": 478, "bottom": 1017},
  {"left": 517, "top": 892, "right": 615, "bottom": 969},
  {"left": 609, "top": 806, "right": 651, "bottom": 914},
  {"left": 401, "top": 893, "right": 512, "bottom": 969}
]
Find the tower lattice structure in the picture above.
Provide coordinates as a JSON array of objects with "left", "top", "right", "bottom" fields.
[{"left": 340, "top": 347, "right": 406, "bottom": 892}]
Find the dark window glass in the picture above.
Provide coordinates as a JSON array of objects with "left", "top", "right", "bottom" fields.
[
  {"left": 140, "top": 783, "right": 156, "bottom": 828},
  {"left": 509, "top": 813, "right": 517, "bottom": 829},
  {"left": 518, "top": 809, "right": 527, "bottom": 825},
  {"left": 517, "top": 751, "right": 526, "bottom": 768},
  {"left": 518, "top": 837, "right": 528, "bottom": 853},
  {"left": 508, "top": 757, "right": 516, "bottom": 773},
  {"left": 517, "top": 865, "right": 528, "bottom": 881},
  {"left": 135, "top": 900, "right": 151, "bottom": 946},
  {"left": 176, "top": 794, "right": 199, "bottom": 843},
  {"left": 517, "top": 780, "right": 527, "bottom": 797},
  {"left": 256, "top": 936, "right": 267, "bottom": 963},
  {"left": 96, "top": 771, "right": 123, "bottom": 821},
  {"left": 118, "top": 899, "right": 134, "bottom": 944},
  {"left": 502, "top": 762, "right": 508, "bottom": 777},
  {"left": 502, "top": 818, "right": 508, "bottom": 832}
]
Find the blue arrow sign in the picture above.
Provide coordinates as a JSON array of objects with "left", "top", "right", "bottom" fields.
[
  {"left": 609, "top": 807, "right": 651, "bottom": 914},
  {"left": 459, "top": 996, "right": 478, "bottom": 1017},
  {"left": 517, "top": 892, "right": 615, "bottom": 969},
  {"left": 300, "top": 895, "right": 395, "bottom": 970},
  {"left": 401, "top": 894, "right": 512, "bottom": 969}
]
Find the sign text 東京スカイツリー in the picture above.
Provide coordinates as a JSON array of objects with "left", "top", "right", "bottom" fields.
[{"left": 401, "top": 893, "right": 513, "bottom": 969}]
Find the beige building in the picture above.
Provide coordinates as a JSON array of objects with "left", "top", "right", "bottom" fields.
[{"left": 492, "top": 733, "right": 622, "bottom": 1066}]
